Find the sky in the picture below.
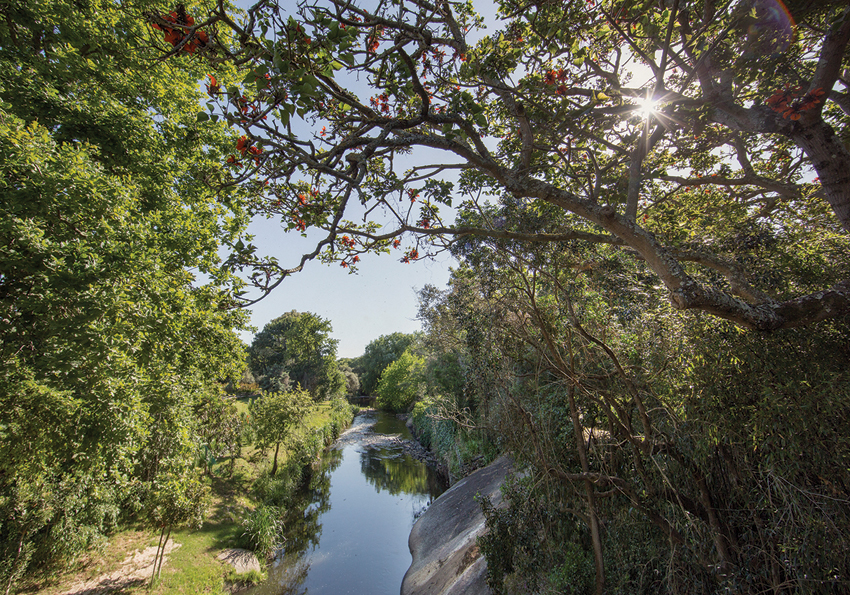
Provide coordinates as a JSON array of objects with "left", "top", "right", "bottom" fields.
[{"left": 237, "top": 215, "right": 455, "bottom": 358}]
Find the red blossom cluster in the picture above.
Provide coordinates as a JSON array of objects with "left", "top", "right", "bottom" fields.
[
  {"left": 340, "top": 255, "right": 359, "bottom": 268},
  {"left": 226, "top": 135, "right": 261, "bottom": 167},
  {"left": 366, "top": 25, "right": 383, "bottom": 53},
  {"left": 417, "top": 217, "right": 431, "bottom": 229},
  {"left": 407, "top": 189, "right": 419, "bottom": 203},
  {"left": 370, "top": 93, "right": 391, "bottom": 114},
  {"left": 543, "top": 68, "right": 567, "bottom": 86},
  {"left": 235, "top": 95, "right": 266, "bottom": 123},
  {"left": 205, "top": 74, "right": 221, "bottom": 95},
  {"left": 392, "top": 238, "right": 401, "bottom": 249},
  {"left": 151, "top": 6, "right": 209, "bottom": 54},
  {"left": 339, "top": 235, "right": 356, "bottom": 249},
  {"left": 401, "top": 248, "right": 419, "bottom": 264},
  {"left": 767, "top": 86, "right": 826, "bottom": 120},
  {"left": 292, "top": 215, "right": 307, "bottom": 232}
]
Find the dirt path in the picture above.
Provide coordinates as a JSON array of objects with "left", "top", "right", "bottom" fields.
[{"left": 62, "top": 539, "right": 181, "bottom": 595}]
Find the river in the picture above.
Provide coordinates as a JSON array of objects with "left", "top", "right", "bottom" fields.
[{"left": 248, "top": 410, "right": 447, "bottom": 595}]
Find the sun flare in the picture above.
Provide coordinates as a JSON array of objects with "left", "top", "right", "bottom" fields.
[{"left": 636, "top": 97, "right": 660, "bottom": 118}]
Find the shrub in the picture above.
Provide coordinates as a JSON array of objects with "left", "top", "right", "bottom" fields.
[
  {"left": 240, "top": 504, "right": 283, "bottom": 559},
  {"left": 375, "top": 350, "right": 425, "bottom": 412}
]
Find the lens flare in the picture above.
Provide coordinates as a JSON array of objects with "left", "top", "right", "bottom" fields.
[{"left": 744, "top": 0, "right": 796, "bottom": 56}]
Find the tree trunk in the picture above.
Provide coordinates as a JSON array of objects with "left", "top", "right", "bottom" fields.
[
  {"left": 157, "top": 526, "right": 171, "bottom": 579},
  {"left": 791, "top": 119, "right": 850, "bottom": 233},
  {"left": 566, "top": 385, "right": 605, "bottom": 595},
  {"left": 150, "top": 525, "right": 166, "bottom": 589},
  {"left": 271, "top": 441, "right": 281, "bottom": 476}
]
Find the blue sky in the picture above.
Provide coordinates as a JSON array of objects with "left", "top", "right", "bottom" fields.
[{"left": 238, "top": 214, "right": 455, "bottom": 358}]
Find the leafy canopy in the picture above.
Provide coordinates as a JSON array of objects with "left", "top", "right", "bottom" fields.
[{"left": 188, "top": 0, "right": 848, "bottom": 330}]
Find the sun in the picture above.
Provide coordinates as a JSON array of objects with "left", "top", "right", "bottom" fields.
[{"left": 636, "top": 96, "right": 660, "bottom": 119}]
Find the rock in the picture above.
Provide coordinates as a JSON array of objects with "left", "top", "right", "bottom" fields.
[
  {"left": 217, "top": 548, "right": 261, "bottom": 574},
  {"left": 401, "top": 456, "right": 514, "bottom": 595}
]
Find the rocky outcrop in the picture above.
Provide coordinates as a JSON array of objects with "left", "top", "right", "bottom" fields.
[
  {"left": 217, "top": 548, "right": 261, "bottom": 574},
  {"left": 401, "top": 456, "right": 514, "bottom": 595}
]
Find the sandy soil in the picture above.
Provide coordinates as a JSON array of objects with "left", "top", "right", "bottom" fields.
[{"left": 62, "top": 539, "right": 181, "bottom": 595}]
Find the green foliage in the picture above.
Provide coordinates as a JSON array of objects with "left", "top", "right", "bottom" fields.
[
  {"left": 249, "top": 311, "right": 344, "bottom": 400},
  {"left": 411, "top": 396, "right": 494, "bottom": 480},
  {"left": 547, "top": 543, "right": 594, "bottom": 595},
  {"left": 478, "top": 477, "right": 551, "bottom": 595},
  {"left": 356, "top": 332, "right": 421, "bottom": 396},
  {"left": 240, "top": 504, "right": 284, "bottom": 560},
  {"left": 146, "top": 471, "right": 210, "bottom": 532},
  {"left": 0, "top": 0, "right": 248, "bottom": 588},
  {"left": 250, "top": 388, "right": 312, "bottom": 476},
  {"left": 194, "top": 392, "right": 242, "bottom": 477},
  {"left": 226, "top": 567, "right": 267, "bottom": 586},
  {"left": 375, "top": 350, "right": 426, "bottom": 413}
]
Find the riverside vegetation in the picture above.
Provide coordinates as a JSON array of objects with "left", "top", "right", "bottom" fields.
[{"left": 4, "top": 1, "right": 850, "bottom": 594}]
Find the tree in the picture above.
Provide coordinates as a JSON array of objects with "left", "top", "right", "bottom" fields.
[
  {"left": 250, "top": 388, "right": 312, "bottom": 476},
  {"left": 145, "top": 471, "right": 210, "bottom": 587},
  {"left": 194, "top": 392, "right": 242, "bottom": 477},
  {"left": 418, "top": 235, "right": 850, "bottom": 593},
  {"left": 0, "top": 0, "right": 248, "bottom": 588},
  {"left": 337, "top": 359, "right": 361, "bottom": 397},
  {"left": 375, "top": 349, "right": 426, "bottom": 413},
  {"left": 248, "top": 311, "right": 345, "bottom": 400},
  {"left": 357, "top": 332, "right": 421, "bottom": 396},
  {"left": 187, "top": 0, "right": 848, "bottom": 332}
]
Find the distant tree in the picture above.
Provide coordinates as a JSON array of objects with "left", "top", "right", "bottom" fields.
[
  {"left": 249, "top": 311, "right": 344, "bottom": 400},
  {"left": 358, "top": 332, "right": 421, "bottom": 396},
  {"left": 375, "top": 350, "right": 426, "bottom": 413},
  {"left": 250, "top": 389, "right": 312, "bottom": 476},
  {"left": 337, "top": 359, "right": 361, "bottom": 397}
]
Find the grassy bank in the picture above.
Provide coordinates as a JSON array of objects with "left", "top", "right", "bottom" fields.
[{"left": 38, "top": 398, "right": 357, "bottom": 595}]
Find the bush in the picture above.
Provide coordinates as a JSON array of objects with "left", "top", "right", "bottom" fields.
[
  {"left": 240, "top": 504, "right": 283, "bottom": 559},
  {"left": 375, "top": 350, "right": 425, "bottom": 412},
  {"left": 253, "top": 472, "right": 298, "bottom": 507}
]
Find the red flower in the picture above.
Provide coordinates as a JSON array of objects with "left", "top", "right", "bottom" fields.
[
  {"left": 206, "top": 74, "right": 220, "bottom": 95},
  {"left": 164, "top": 29, "right": 182, "bottom": 46},
  {"left": 392, "top": 239, "right": 401, "bottom": 249},
  {"left": 352, "top": 255, "right": 360, "bottom": 263},
  {"left": 236, "top": 136, "right": 249, "bottom": 155}
]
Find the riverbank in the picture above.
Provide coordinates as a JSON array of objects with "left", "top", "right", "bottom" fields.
[
  {"left": 35, "top": 399, "right": 357, "bottom": 595},
  {"left": 245, "top": 410, "right": 446, "bottom": 595}
]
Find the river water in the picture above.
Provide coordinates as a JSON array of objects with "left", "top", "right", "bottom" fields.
[{"left": 248, "top": 411, "right": 447, "bottom": 595}]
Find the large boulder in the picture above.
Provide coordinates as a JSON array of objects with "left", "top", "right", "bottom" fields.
[{"left": 402, "top": 456, "right": 514, "bottom": 595}]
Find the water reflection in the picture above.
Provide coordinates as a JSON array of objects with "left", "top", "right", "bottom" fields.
[
  {"left": 360, "top": 449, "right": 441, "bottom": 497},
  {"left": 249, "top": 412, "right": 446, "bottom": 595}
]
